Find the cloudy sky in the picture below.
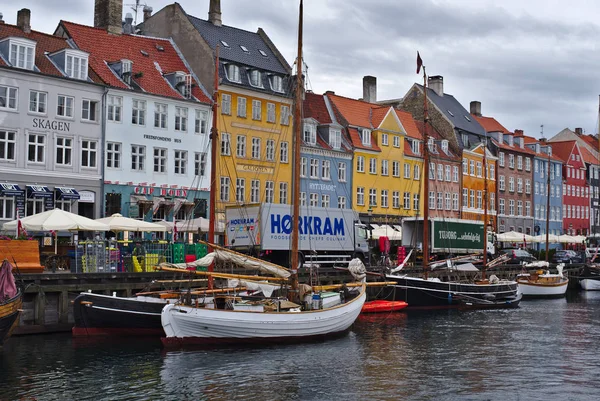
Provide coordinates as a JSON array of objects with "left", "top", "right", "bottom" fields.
[{"left": 4, "top": 0, "right": 600, "bottom": 139}]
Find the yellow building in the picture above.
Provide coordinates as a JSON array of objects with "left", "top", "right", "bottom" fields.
[{"left": 326, "top": 93, "right": 424, "bottom": 225}]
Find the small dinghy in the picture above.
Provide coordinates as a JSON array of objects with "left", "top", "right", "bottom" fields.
[{"left": 361, "top": 300, "right": 408, "bottom": 314}]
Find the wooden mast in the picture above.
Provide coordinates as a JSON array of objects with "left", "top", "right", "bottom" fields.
[
  {"left": 289, "top": 0, "right": 303, "bottom": 301},
  {"left": 422, "top": 66, "right": 430, "bottom": 279},
  {"left": 207, "top": 45, "right": 220, "bottom": 290},
  {"left": 545, "top": 148, "right": 551, "bottom": 261},
  {"left": 482, "top": 136, "right": 488, "bottom": 279}
]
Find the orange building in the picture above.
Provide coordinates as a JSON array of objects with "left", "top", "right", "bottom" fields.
[{"left": 461, "top": 143, "right": 497, "bottom": 231}]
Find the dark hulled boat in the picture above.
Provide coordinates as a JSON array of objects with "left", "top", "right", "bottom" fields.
[{"left": 0, "top": 260, "right": 22, "bottom": 346}]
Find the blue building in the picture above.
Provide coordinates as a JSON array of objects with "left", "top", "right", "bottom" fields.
[
  {"left": 300, "top": 92, "right": 353, "bottom": 209},
  {"left": 526, "top": 138, "right": 563, "bottom": 249}
]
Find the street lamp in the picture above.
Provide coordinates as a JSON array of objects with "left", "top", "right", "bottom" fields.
[{"left": 367, "top": 207, "right": 373, "bottom": 267}]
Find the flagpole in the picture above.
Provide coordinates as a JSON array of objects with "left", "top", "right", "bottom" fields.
[{"left": 417, "top": 51, "right": 430, "bottom": 279}]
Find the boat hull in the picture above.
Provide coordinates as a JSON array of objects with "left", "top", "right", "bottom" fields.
[
  {"left": 383, "top": 275, "right": 519, "bottom": 310},
  {"left": 161, "top": 285, "right": 366, "bottom": 347},
  {"left": 580, "top": 278, "right": 600, "bottom": 291},
  {"left": 361, "top": 300, "right": 408, "bottom": 313},
  {"left": 517, "top": 279, "right": 569, "bottom": 298},
  {"left": 72, "top": 293, "right": 165, "bottom": 337},
  {"left": 0, "top": 292, "right": 22, "bottom": 346}
]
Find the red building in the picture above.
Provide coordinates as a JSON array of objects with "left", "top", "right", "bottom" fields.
[{"left": 553, "top": 141, "right": 590, "bottom": 236}]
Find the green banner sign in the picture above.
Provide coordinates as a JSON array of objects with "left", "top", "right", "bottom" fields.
[{"left": 432, "top": 220, "right": 484, "bottom": 251}]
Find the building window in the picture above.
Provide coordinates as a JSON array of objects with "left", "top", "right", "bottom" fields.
[
  {"left": 236, "top": 178, "right": 245, "bottom": 202},
  {"left": 174, "top": 107, "right": 188, "bottom": 131},
  {"left": 65, "top": 54, "right": 88, "bottom": 80},
  {"left": 499, "top": 152, "right": 505, "bottom": 167},
  {"left": 280, "top": 142, "right": 289, "bottom": 163},
  {"left": 310, "top": 193, "right": 319, "bottom": 207},
  {"left": 414, "top": 165, "right": 420, "bottom": 180},
  {"left": 250, "top": 180, "right": 260, "bottom": 203},
  {"left": 393, "top": 136, "right": 400, "bottom": 147},
  {"left": 445, "top": 193, "right": 451, "bottom": 210},
  {"left": 476, "top": 191, "right": 482, "bottom": 209},
  {"left": 265, "top": 181, "right": 274, "bottom": 203},
  {"left": 300, "top": 192, "right": 307, "bottom": 206},
  {"left": 403, "top": 192, "right": 410, "bottom": 209},
  {"left": 220, "top": 177, "right": 230, "bottom": 202},
  {"left": 322, "top": 194, "right": 330, "bottom": 208},
  {"left": 469, "top": 160, "right": 475, "bottom": 175},
  {"left": 249, "top": 70, "right": 263, "bottom": 87},
  {"left": 128, "top": 99, "right": 145, "bottom": 126},
  {"left": 236, "top": 97, "right": 247, "bottom": 118},
  {"left": 525, "top": 201, "right": 531, "bottom": 217},
  {"left": 509, "top": 177, "right": 515, "bottom": 192},
  {"left": 470, "top": 190, "right": 475, "bottom": 208},
  {"left": 452, "top": 193, "right": 459, "bottom": 210},
  {"left": 174, "top": 150, "right": 187, "bottom": 174},
  {"left": 338, "top": 196, "right": 347, "bottom": 209},
  {"left": 153, "top": 147, "right": 167, "bottom": 173},
  {"left": 26, "top": 198, "right": 44, "bottom": 217},
  {"left": 310, "top": 159, "right": 319, "bottom": 179},
  {"left": 27, "top": 134, "right": 45, "bottom": 163},
  {"left": 280, "top": 105, "right": 290, "bottom": 125},
  {"left": 303, "top": 123, "right": 317, "bottom": 145},
  {"left": 322, "top": 160, "right": 331, "bottom": 180},
  {"left": 489, "top": 164, "right": 495, "bottom": 180},
  {"left": 517, "top": 155, "right": 523, "bottom": 170},
  {"left": 437, "top": 192, "right": 444, "bottom": 210},
  {"left": 381, "top": 160, "right": 389, "bottom": 176},
  {"left": 279, "top": 182, "right": 288, "bottom": 204},
  {"left": 499, "top": 198, "right": 505, "bottom": 214},
  {"left": 490, "top": 193, "right": 495, "bottom": 212},
  {"left": 413, "top": 194, "right": 420, "bottom": 210},
  {"left": 357, "top": 156, "right": 365, "bottom": 173},
  {"left": 154, "top": 103, "right": 168, "bottom": 128},
  {"left": 330, "top": 129, "right": 341, "bottom": 150},
  {"left": 509, "top": 200, "right": 515, "bottom": 215},
  {"left": 517, "top": 178, "right": 523, "bottom": 193},
  {"left": 0, "top": 85, "right": 17, "bottom": 110},
  {"left": 107, "top": 95, "right": 122, "bottom": 122},
  {"left": 462, "top": 158, "right": 468, "bottom": 174},
  {"left": 392, "top": 161, "right": 399, "bottom": 177},
  {"left": 404, "top": 163, "right": 411, "bottom": 178},
  {"left": 194, "top": 152, "right": 207, "bottom": 176},
  {"left": 267, "top": 103, "right": 276, "bottom": 123},
  {"left": 525, "top": 157, "right": 531, "bottom": 171},
  {"left": 411, "top": 140, "right": 420, "bottom": 155},
  {"left": 370, "top": 158, "right": 377, "bottom": 174},
  {"left": 525, "top": 179, "right": 531, "bottom": 194},
  {"left": 29, "top": 90, "right": 47, "bottom": 114},
  {"left": 251, "top": 137, "right": 261, "bottom": 159},
  {"left": 429, "top": 191, "right": 436, "bottom": 210},
  {"left": 361, "top": 129, "right": 371, "bottom": 146},
  {"left": 81, "top": 140, "right": 97, "bottom": 168},
  {"left": 55, "top": 137, "right": 72, "bottom": 165},
  {"left": 221, "top": 133, "right": 231, "bottom": 156},
  {"left": 270, "top": 75, "right": 284, "bottom": 92},
  {"left": 517, "top": 201, "right": 523, "bottom": 216},
  {"left": 476, "top": 162, "right": 482, "bottom": 177},
  {"left": 357, "top": 187, "right": 365, "bottom": 206},
  {"left": 369, "top": 189, "right": 377, "bottom": 207},
  {"left": 453, "top": 166, "right": 459, "bottom": 182},
  {"left": 392, "top": 191, "right": 400, "bottom": 208},
  {"left": 10, "top": 42, "right": 34, "bottom": 70},
  {"left": 499, "top": 175, "right": 505, "bottom": 191},
  {"left": 81, "top": 99, "right": 98, "bottom": 121},
  {"left": 221, "top": 94, "right": 231, "bottom": 115},
  {"left": 266, "top": 140, "right": 275, "bottom": 161},
  {"left": 463, "top": 188, "right": 468, "bottom": 207},
  {"left": 236, "top": 135, "right": 246, "bottom": 158},
  {"left": 438, "top": 164, "right": 444, "bottom": 181},
  {"left": 445, "top": 165, "right": 451, "bottom": 181},
  {"left": 252, "top": 100, "right": 262, "bottom": 120},
  {"left": 131, "top": 145, "right": 145, "bottom": 171},
  {"left": 381, "top": 190, "right": 388, "bottom": 208},
  {"left": 508, "top": 154, "right": 515, "bottom": 169},
  {"left": 381, "top": 133, "right": 388, "bottom": 146},
  {"left": 0, "top": 131, "right": 16, "bottom": 161},
  {"left": 57, "top": 95, "right": 74, "bottom": 118},
  {"left": 338, "top": 163, "right": 346, "bottom": 182}
]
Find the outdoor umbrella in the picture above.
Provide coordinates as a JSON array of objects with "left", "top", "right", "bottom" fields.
[
  {"left": 95, "top": 213, "right": 166, "bottom": 232},
  {"left": 176, "top": 217, "right": 225, "bottom": 233}
]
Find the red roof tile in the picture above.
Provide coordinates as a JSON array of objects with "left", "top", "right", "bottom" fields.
[
  {"left": 370, "top": 107, "right": 389, "bottom": 127},
  {"left": 303, "top": 92, "right": 332, "bottom": 124},
  {"left": 60, "top": 21, "right": 211, "bottom": 103},
  {"left": 580, "top": 134, "right": 599, "bottom": 151},
  {"left": 550, "top": 140, "right": 577, "bottom": 163},
  {"left": 472, "top": 115, "right": 509, "bottom": 134},
  {"left": 493, "top": 137, "right": 536, "bottom": 156},
  {"left": 0, "top": 23, "right": 71, "bottom": 76},
  {"left": 327, "top": 93, "right": 373, "bottom": 128},
  {"left": 403, "top": 138, "right": 421, "bottom": 158},
  {"left": 580, "top": 146, "right": 598, "bottom": 165},
  {"left": 347, "top": 127, "right": 381, "bottom": 152},
  {"left": 396, "top": 110, "right": 422, "bottom": 140}
]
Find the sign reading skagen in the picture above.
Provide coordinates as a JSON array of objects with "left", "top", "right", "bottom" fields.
[
  {"left": 236, "top": 164, "right": 274, "bottom": 174},
  {"left": 32, "top": 118, "right": 70, "bottom": 132},
  {"left": 143, "top": 134, "right": 182, "bottom": 143}
]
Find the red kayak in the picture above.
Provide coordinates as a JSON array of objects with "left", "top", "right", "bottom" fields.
[{"left": 361, "top": 300, "right": 408, "bottom": 314}]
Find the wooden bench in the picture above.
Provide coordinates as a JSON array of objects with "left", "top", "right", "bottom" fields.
[{"left": 0, "top": 240, "right": 44, "bottom": 273}]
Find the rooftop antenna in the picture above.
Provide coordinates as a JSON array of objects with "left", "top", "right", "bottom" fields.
[
  {"left": 540, "top": 124, "right": 544, "bottom": 140},
  {"left": 125, "top": 0, "right": 148, "bottom": 26}
]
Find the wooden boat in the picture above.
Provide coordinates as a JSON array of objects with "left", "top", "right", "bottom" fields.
[
  {"left": 580, "top": 266, "right": 600, "bottom": 291},
  {"left": 516, "top": 264, "right": 568, "bottom": 298},
  {"left": 0, "top": 259, "right": 22, "bottom": 346},
  {"left": 361, "top": 300, "right": 407, "bottom": 313}
]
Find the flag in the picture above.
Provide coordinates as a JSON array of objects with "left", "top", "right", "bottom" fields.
[{"left": 416, "top": 51, "right": 423, "bottom": 74}]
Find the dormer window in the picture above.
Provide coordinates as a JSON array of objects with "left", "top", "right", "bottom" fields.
[
  {"left": 64, "top": 50, "right": 89, "bottom": 80},
  {"left": 3, "top": 37, "right": 36, "bottom": 70},
  {"left": 249, "top": 70, "right": 263, "bottom": 88},
  {"left": 171, "top": 71, "right": 192, "bottom": 98},
  {"left": 411, "top": 140, "right": 420, "bottom": 155},
  {"left": 360, "top": 128, "right": 371, "bottom": 146},
  {"left": 270, "top": 75, "right": 284, "bottom": 92},
  {"left": 225, "top": 64, "right": 240, "bottom": 83},
  {"left": 240, "top": 45, "right": 249, "bottom": 53},
  {"left": 441, "top": 140, "right": 449, "bottom": 153},
  {"left": 508, "top": 135, "right": 514, "bottom": 146},
  {"left": 428, "top": 138, "right": 437, "bottom": 153},
  {"left": 303, "top": 122, "right": 317, "bottom": 145},
  {"left": 329, "top": 128, "right": 341, "bottom": 150},
  {"left": 462, "top": 133, "right": 469, "bottom": 148},
  {"left": 121, "top": 59, "right": 132, "bottom": 85}
]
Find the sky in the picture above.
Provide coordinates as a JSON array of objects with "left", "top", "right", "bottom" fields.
[{"left": 3, "top": 0, "right": 600, "bottom": 139}]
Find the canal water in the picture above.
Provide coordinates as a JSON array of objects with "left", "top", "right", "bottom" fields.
[{"left": 3, "top": 291, "right": 600, "bottom": 401}]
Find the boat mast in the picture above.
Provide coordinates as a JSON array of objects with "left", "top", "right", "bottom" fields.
[
  {"left": 289, "top": 0, "right": 303, "bottom": 301},
  {"left": 422, "top": 66, "right": 430, "bottom": 279},
  {"left": 482, "top": 136, "right": 488, "bottom": 280},
  {"left": 545, "top": 149, "right": 551, "bottom": 261},
  {"left": 208, "top": 45, "right": 220, "bottom": 290}
]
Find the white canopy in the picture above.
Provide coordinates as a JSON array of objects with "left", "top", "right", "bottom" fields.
[
  {"left": 531, "top": 234, "right": 561, "bottom": 243},
  {"left": 558, "top": 234, "right": 586, "bottom": 244},
  {"left": 495, "top": 231, "right": 534, "bottom": 243},
  {"left": 95, "top": 213, "right": 166, "bottom": 232},
  {"left": 154, "top": 220, "right": 176, "bottom": 231},
  {"left": 370, "top": 225, "right": 402, "bottom": 240},
  {"left": 2, "top": 208, "right": 109, "bottom": 232},
  {"left": 176, "top": 217, "right": 225, "bottom": 233}
]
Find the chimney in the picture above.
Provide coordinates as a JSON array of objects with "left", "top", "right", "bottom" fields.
[
  {"left": 0, "top": 12, "right": 5, "bottom": 24},
  {"left": 208, "top": 0, "right": 222, "bottom": 27},
  {"left": 428, "top": 75, "right": 443, "bottom": 97},
  {"left": 575, "top": 127, "right": 583, "bottom": 135},
  {"left": 325, "top": 90, "right": 335, "bottom": 96},
  {"left": 94, "top": 0, "right": 123, "bottom": 35},
  {"left": 470, "top": 101, "right": 481, "bottom": 117},
  {"left": 363, "top": 76, "right": 377, "bottom": 103},
  {"left": 143, "top": 5, "right": 153, "bottom": 22},
  {"left": 16, "top": 8, "right": 31, "bottom": 33},
  {"left": 514, "top": 129, "right": 524, "bottom": 137}
]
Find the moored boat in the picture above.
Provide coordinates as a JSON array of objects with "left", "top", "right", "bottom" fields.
[
  {"left": 0, "top": 259, "right": 22, "bottom": 346},
  {"left": 516, "top": 265, "right": 568, "bottom": 298},
  {"left": 361, "top": 300, "right": 408, "bottom": 313}
]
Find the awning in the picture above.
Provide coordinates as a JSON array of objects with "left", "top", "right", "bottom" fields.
[
  {"left": 173, "top": 198, "right": 195, "bottom": 215},
  {"left": 0, "top": 183, "right": 24, "bottom": 196},
  {"left": 26, "top": 185, "right": 53, "bottom": 198},
  {"left": 55, "top": 187, "right": 80, "bottom": 200},
  {"left": 130, "top": 194, "right": 151, "bottom": 204}
]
